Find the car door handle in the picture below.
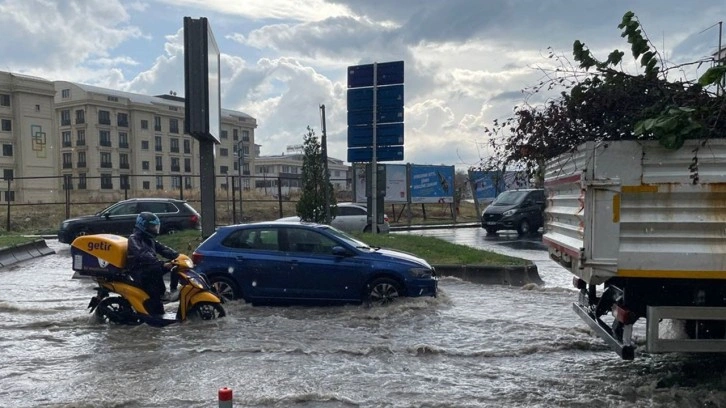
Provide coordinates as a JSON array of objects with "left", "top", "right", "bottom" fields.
[{"left": 235, "top": 256, "right": 245, "bottom": 261}]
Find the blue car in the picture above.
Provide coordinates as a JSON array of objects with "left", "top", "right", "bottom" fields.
[{"left": 191, "top": 221, "right": 438, "bottom": 305}]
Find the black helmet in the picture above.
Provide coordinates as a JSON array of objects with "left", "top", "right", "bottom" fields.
[{"left": 135, "top": 212, "right": 160, "bottom": 237}]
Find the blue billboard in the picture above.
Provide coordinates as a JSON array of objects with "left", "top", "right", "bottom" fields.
[{"left": 410, "top": 165, "right": 455, "bottom": 204}]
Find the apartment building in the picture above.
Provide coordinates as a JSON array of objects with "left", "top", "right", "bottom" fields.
[
  {"left": 0, "top": 72, "right": 57, "bottom": 203},
  {"left": 253, "top": 153, "right": 350, "bottom": 197},
  {"left": 54, "top": 81, "right": 257, "bottom": 201}
]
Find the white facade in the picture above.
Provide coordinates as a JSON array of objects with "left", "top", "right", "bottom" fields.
[
  {"left": 0, "top": 72, "right": 57, "bottom": 203},
  {"left": 54, "top": 81, "right": 257, "bottom": 201},
  {"left": 253, "top": 153, "right": 350, "bottom": 196}
]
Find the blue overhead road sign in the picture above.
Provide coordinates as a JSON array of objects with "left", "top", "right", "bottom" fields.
[
  {"left": 347, "top": 85, "right": 404, "bottom": 111},
  {"left": 347, "top": 146, "right": 404, "bottom": 163},
  {"left": 348, "top": 123, "right": 404, "bottom": 147},
  {"left": 347, "top": 61, "right": 404, "bottom": 88}
]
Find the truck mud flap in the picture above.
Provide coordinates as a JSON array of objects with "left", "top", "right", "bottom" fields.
[{"left": 573, "top": 302, "right": 635, "bottom": 360}]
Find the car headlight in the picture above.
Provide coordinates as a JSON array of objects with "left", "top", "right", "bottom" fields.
[
  {"left": 502, "top": 209, "right": 517, "bottom": 217},
  {"left": 409, "top": 267, "right": 434, "bottom": 278}
]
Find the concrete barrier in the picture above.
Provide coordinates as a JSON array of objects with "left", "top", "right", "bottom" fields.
[
  {"left": 0, "top": 240, "right": 55, "bottom": 269},
  {"left": 433, "top": 263, "right": 543, "bottom": 286}
]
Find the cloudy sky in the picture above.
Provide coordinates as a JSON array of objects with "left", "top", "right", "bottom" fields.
[{"left": 1, "top": 0, "right": 724, "bottom": 170}]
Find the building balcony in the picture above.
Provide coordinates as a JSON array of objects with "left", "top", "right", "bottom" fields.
[
  {"left": 77, "top": 162, "right": 87, "bottom": 168},
  {"left": 101, "top": 163, "right": 113, "bottom": 168}
]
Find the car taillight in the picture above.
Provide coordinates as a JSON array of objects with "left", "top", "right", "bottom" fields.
[
  {"left": 190, "top": 214, "right": 199, "bottom": 225},
  {"left": 192, "top": 252, "right": 203, "bottom": 265},
  {"left": 384, "top": 214, "right": 389, "bottom": 223}
]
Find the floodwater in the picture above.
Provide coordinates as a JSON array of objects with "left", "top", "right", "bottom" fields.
[{"left": 1, "top": 235, "right": 726, "bottom": 408}]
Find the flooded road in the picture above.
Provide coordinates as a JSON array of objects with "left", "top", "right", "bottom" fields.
[{"left": 1, "top": 235, "right": 726, "bottom": 407}]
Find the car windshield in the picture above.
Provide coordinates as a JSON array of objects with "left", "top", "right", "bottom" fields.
[
  {"left": 493, "top": 190, "right": 529, "bottom": 206},
  {"left": 316, "top": 225, "right": 374, "bottom": 250}
]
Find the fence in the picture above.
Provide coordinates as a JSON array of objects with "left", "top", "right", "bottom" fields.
[{"left": 0, "top": 173, "right": 353, "bottom": 233}]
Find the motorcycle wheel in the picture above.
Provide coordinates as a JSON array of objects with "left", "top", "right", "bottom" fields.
[
  {"left": 95, "top": 297, "right": 141, "bottom": 325},
  {"left": 188, "top": 301, "right": 226, "bottom": 321}
]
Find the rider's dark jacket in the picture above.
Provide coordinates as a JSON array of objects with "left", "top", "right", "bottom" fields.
[{"left": 126, "top": 227, "right": 179, "bottom": 280}]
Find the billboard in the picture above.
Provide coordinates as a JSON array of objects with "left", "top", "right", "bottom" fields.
[
  {"left": 410, "top": 165, "right": 454, "bottom": 204},
  {"left": 354, "top": 164, "right": 407, "bottom": 204},
  {"left": 183, "top": 17, "right": 221, "bottom": 144}
]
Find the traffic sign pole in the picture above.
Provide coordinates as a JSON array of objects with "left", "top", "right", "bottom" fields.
[{"left": 371, "top": 62, "right": 378, "bottom": 235}]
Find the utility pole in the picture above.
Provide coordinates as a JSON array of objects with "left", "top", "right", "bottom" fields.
[{"left": 320, "top": 104, "right": 331, "bottom": 224}]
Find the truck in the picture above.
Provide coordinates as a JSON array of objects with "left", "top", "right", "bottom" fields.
[{"left": 543, "top": 139, "right": 726, "bottom": 359}]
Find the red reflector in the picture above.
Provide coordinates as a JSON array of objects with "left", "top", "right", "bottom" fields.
[
  {"left": 615, "top": 305, "right": 636, "bottom": 324},
  {"left": 191, "top": 252, "right": 203, "bottom": 265}
]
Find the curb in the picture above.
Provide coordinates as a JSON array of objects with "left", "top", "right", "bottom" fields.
[
  {"left": 0, "top": 239, "right": 56, "bottom": 268},
  {"left": 432, "top": 263, "right": 543, "bottom": 286}
]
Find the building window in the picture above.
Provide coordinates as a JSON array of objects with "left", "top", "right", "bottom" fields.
[
  {"left": 0, "top": 94, "right": 10, "bottom": 106},
  {"left": 242, "top": 130, "right": 250, "bottom": 142},
  {"left": 3, "top": 169, "right": 13, "bottom": 180},
  {"left": 233, "top": 129, "right": 238, "bottom": 140},
  {"left": 184, "top": 176, "right": 193, "bottom": 189},
  {"left": 75, "top": 109, "right": 85, "bottom": 124},
  {"left": 155, "top": 136, "right": 162, "bottom": 152},
  {"left": 143, "top": 181, "right": 150, "bottom": 190},
  {"left": 154, "top": 116, "right": 161, "bottom": 131},
  {"left": 62, "top": 153, "right": 72, "bottom": 168},
  {"left": 141, "top": 119, "right": 148, "bottom": 129},
  {"left": 169, "top": 118, "right": 179, "bottom": 134},
  {"left": 120, "top": 175, "right": 130, "bottom": 189},
  {"left": 76, "top": 129, "right": 86, "bottom": 146},
  {"left": 141, "top": 140, "right": 149, "bottom": 150},
  {"left": 156, "top": 176, "right": 163, "bottom": 189},
  {"left": 241, "top": 146, "right": 249, "bottom": 156},
  {"left": 119, "top": 153, "right": 129, "bottom": 169},
  {"left": 171, "top": 157, "right": 180, "bottom": 172},
  {"left": 78, "top": 173, "right": 86, "bottom": 189},
  {"left": 184, "top": 158, "right": 191, "bottom": 172},
  {"left": 170, "top": 138, "right": 179, "bottom": 153},
  {"left": 64, "top": 174, "right": 74, "bottom": 191},
  {"left": 108, "top": 96, "right": 118, "bottom": 102},
  {"left": 184, "top": 139, "right": 191, "bottom": 154},
  {"left": 220, "top": 165, "right": 229, "bottom": 174},
  {"left": 172, "top": 176, "right": 181, "bottom": 189},
  {"left": 100, "top": 130, "right": 111, "bottom": 147},
  {"left": 100, "top": 152, "right": 112, "bottom": 168},
  {"left": 220, "top": 148, "right": 228, "bottom": 157},
  {"left": 2, "top": 144, "right": 12, "bottom": 156},
  {"left": 155, "top": 156, "right": 163, "bottom": 171},
  {"left": 61, "top": 89, "right": 70, "bottom": 99},
  {"left": 142, "top": 161, "right": 149, "bottom": 170},
  {"left": 62, "top": 131, "right": 72, "bottom": 147},
  {"left": 98, "top": 110, "right": 111, "bottom": 125},
  {"left": 101, "top": 174, "right": 113, "bottom": 189},
  {"left": 35, "top": 104, "right": 40, "bottom": 112},
  {"left": 119, "top": 132, "right": 129, "bottom": 148},
  {"left": 117, "top": 112, "right": 128, "bottom": 127},
  {"left": 4, "top": 191, "right": 15, "bottom": 202},
  {"left": 221, "top": 130, "right": 228, "bottom": 139},
  {"left": 60, "top": 110, "right": 71, "bottom": 126},
  {"left": 1, "top": 119, "right": 10, "bottom": 132},
  {"left": 77, "top": 151, "right": 86, "bottom": 168}
]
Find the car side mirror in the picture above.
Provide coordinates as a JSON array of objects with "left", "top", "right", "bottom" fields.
[
  {"left": 331, "top": 246, "right": 349, "bottom": 256},
  {"left": 103, "top": 213, "right": 111, "bottom": 219}
]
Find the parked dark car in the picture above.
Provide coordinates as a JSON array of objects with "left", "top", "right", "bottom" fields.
[
  {"left": 58, "top": 198, "right": 200, "bottom": 244},
  {"left": 481, "top": 188, "right": 545, "bottom": 235},
  {"left": 192, "top": 221, "right": 438, "bottom": 306}
]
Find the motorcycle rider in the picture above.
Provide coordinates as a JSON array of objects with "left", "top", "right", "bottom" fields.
[{"left": 126, "top": 212, "right": 179, "bottom": 316}]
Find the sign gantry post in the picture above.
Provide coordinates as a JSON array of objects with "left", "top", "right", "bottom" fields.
[{"left": 346, "top": 61, "right": 404, "bottom": 234}]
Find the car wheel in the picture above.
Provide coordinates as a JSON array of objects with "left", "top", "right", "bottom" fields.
[
  {"left": 365, "top": 277, "right": 401, "bottom": 306},
  {"left": 484, "top": 227, "right": 497, "bottom": 235},
  {"left": 517, "top": 219, "right": 531, "bottom": 236},
  {"left": 209, "top": 275, "right": 240, "bottom": 301}
]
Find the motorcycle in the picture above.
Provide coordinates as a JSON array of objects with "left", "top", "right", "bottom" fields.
[{"left": 71, "top": 234, "right": 225, "bottom": 327}]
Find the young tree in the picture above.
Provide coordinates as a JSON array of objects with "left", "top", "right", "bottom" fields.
[{"left": 296, "top": 126, "right": 336, "bottom": 223}]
